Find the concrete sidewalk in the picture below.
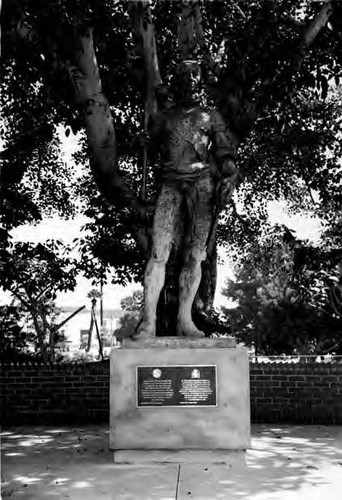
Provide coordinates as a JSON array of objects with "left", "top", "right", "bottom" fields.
[{"left": 1, "top": 424, "right": 342, "bottom": 499}]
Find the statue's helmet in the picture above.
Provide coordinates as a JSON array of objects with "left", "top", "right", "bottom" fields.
[
  {"left": 174, "top": 60, "right": 202, "bottom": 101},
  {"left": 176, "top": 59, "right": 201, "bottom": 83}
]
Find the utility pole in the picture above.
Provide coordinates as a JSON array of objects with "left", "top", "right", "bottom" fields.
[
  {"left": 86, "top": 290, "right": 104, "bottom": 360},
  {"left": 100, "top": 277, "right": 103, "bottom": 327}
]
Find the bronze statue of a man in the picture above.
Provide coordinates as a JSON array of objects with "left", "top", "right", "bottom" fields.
[{"left": 135, "top": 60, "right": 238, "bottom": 339}]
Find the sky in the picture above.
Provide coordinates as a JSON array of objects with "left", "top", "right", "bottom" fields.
[{"left": 0, "top": 199, "right": 322, "bottom": 311}]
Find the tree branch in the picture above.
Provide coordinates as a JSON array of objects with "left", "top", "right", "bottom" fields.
[
  {"left": 294, "top": 1, "right": 333, "bottom": 73},
  {"left": 224, "top": 1, "right": 334, "bottom": 144},
  {"left": 130, "top": 0, "right": 162, "bottom": 117},
  {"left": 231, "top": 1, "right": 246, "bottom": 20},
  {"left": 262, "top": 1, "right": 333, "bottom": 100},
  {"left": 9, "top": 13, "right": 146, "bottom": 212},
  {"left": 0, "top": 0, "right": 3, "bottom": 59},
  {"left": 22, "top": 285, "right": 48, "bottom": 361},
  {"left": 129, "top": 0, "right": 163, "bottom": 201},
  {"left": 191, "top": 0, "right": 222, "bottom": 77},
  {"left": 8, "top": 287, "right": 31, "bottom": 310},
  {"left": 58, "top": 27, "right": 151, "bottom": 251},
  {"left": 7, "top": 11, "right": 37, "bottom": 45},
  {"left": 329, "top": 286, "right": 342, "bottom": 317},
  {"left": 6, "top": 11, "right": 151, "bottom": 254},
  {"left": 176, "top": 0, "right": 219, "bottom": 76},
  {"left": 177, "top": 0, "right": 198, "bottom": 60},
  {"left": 64, "top": 28, "right": 141, "bottom": 209}
]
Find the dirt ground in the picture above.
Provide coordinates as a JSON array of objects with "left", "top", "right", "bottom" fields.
[{"left": 1, "top": 424, "right": 342, "bottom": 499}]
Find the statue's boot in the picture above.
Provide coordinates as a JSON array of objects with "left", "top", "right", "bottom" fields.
[
  {"left": 132, "top": 321, "right": 155, "bottom": 340},
  {"left": 132, "top": 254, "right": 168, "bottom": 341},
  {"left": 177, "top": 321, "right": 205, "bottom": 338},
  {"left": 177, "top": 247, "right": 206, "bottom": 338},
  {"left": 132, "top": 184, "right": 180, "bottom": 341}
]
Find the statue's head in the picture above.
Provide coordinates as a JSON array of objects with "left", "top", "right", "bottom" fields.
[{"left": 175, "top": 60, "right": 202, "bottom": 106}]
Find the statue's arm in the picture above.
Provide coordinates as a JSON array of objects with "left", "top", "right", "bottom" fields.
[
  {"left": 211, "top": 110, "right": 237, "bottom": 178},
  {"left": 211, "top": 111, "right": 240, "bottom": 205}
]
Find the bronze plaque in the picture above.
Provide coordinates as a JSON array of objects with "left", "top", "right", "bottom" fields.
[{"left": 136, "top": 365, "right": 217, "bottom": 407}]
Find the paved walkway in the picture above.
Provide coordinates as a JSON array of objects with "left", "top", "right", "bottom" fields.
[{"left": 1, "top": 424, "right": 342, "bottom": 499}]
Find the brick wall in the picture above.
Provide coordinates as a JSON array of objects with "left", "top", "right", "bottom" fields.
[
  {"left": 250, "top": 360, "right": 342, "bottom": 424},
  {"left": 0, "top": 361, "right": 110, "bottom": 425},
  {"left": 1, "top": 358, "right": 342, "bottom": 425}
]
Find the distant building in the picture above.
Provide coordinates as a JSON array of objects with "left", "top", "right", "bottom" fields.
[
  {"left": 79, "top": 330, "right": 88, "bottom": 350},
  {"left": 58, "top": 306, "right": 124, "bottom": 352}
]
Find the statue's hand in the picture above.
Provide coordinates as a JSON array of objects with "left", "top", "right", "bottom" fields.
[
  {"left": 216, "top": 178, "right": 234, "bottom": 207},
  {"left": 216, "top": 173, "right": 239, "bottom": 207},
  {"left": 221, "top": 158, "right": 237, "bottom": 178},
  {"left": 217, "top": 158, "right": 240, "bottom": 206}
]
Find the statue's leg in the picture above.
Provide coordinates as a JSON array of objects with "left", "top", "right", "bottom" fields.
[
  {"left": 177, "top": 176, "right": 214, "bottom": 338},
  {"left": 134, "top": 184, "right": 182, "bottom": 339}
]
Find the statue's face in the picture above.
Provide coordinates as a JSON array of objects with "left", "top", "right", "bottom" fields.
[{"left": 176, "top": 61, "right": 201, "bottom": 105}]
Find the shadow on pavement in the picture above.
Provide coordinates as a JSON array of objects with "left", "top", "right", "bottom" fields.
[
  {"left": 178, "top": 425, "right": 342, "bottom": 499},
  {"left": 1, "top": 425, "right": 342, "bottom": 499},
  {"left": 1, "top": 426, "right": 178, "bottom": 499}
]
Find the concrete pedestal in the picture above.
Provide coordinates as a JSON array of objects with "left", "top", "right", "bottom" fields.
[{"left": 110, "top": 337, "right": 250, "bottom": 463}]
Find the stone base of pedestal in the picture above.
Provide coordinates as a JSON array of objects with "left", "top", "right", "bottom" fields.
[
  {"left": 110, "top": 337, "right": 250, "bottom": 463},
  {"left": 113, "top": 449, "right": 246, "bottom": 465}
]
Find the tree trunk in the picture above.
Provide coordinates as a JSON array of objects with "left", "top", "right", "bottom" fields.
[
  {"left": 56, "top": 27, "right": 150, "bottom": 254},
  {"left": 43, "top": 313, "right": 55, "bottom": 363},
  {"left": 86, "top": 302, "right": 96, "bottom": 352},
  {"left": 177, "top": 1, "right": 199, "bottom": 60},
  {"left": 130, "top": 0, "right": 162, "bottom": 117},
  {"left": 30, "top": 309, "right": 48, "bottom": 362},
  {"left": 130, "top": 0, "right": 163, "bottom": 200},
  {"left": 64, "top": 30, "right": 127, "bottom": 202}
]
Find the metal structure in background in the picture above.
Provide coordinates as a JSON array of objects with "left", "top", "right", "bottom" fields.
[{"left": 86, "top": 297, "right": 104, "bottom": 361}]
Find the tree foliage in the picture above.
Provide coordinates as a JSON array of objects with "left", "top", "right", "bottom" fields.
[
  {"left": 0, "top": 304, "right": 36, "bottom": 360},
  {"left": 222, "top": 224, "right": 342, "bottom": 355},
  {"left": 114, "top": 289, "right": 143, "bottom": 341},
  {"left": 0, "top": 238, "right": 77, "bottom": 361},
  {"left": 2, "top": 0, "right": 342, "bottom": 339}
]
